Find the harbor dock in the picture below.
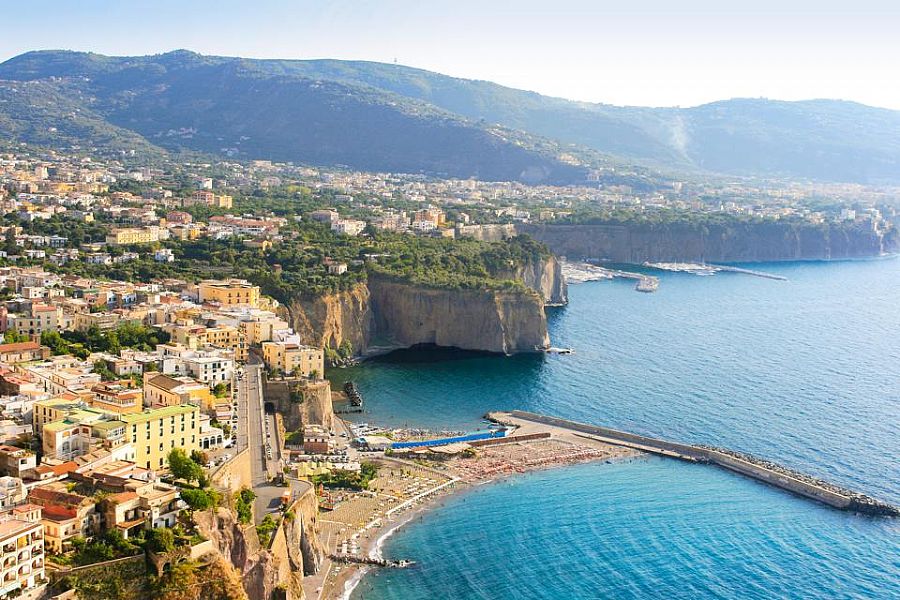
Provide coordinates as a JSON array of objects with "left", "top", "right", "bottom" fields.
[
  {"left": 605, "top": 268, "right": 659, "bottom": 293},
  {"left": 708, "top": 264, "right": 788, "bottom": 281},
  {"left": 488, "top": 411, "right": 898, "bottom": 517},
  {"left": 643, "top": 261, "right": 788, "bottom": 281},
  {"left": 562, "top": 260, "right": 658, "bottom": 292},
  {"left": 334, "top": 381, "right": 364, "bottom": 414}
]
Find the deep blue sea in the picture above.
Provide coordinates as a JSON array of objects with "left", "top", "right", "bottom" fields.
[{"left": 338, "top": 259, "right": 900, "bottom": 600}]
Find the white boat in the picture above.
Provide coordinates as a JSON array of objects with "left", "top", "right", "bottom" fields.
[{"left": 546, "top": 347, "right": 574, "bottom": 355}]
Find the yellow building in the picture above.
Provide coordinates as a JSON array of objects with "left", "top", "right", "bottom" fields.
[
  {"left": 164, "top": 323, "right": 207, "bottom": 349},
  {"left": 105, "top": 226, "right": 160, "bottom": 245},
  {"left": 187, "top": 191, "right": 233, "bottom": 209},
  {"left": 262, "top": 342, "right": 324, "bottom": 377},
  {"left": 33, "top": 396, "right": 82, "bottom": 437},
  {"left": 242, "top": 316, "right": 290, "bottom": 345},
  {"left": 198, "top": 279, "right": 260, "bottom": 307},
  {"left": 35, "top": 399, "right": 199, "bottom": 470},
  {"left": 168, "top": 224, "right": 204, "bottom": 240},
  {"left": 143, "top": 373, "right": 214, "bottom": 409},
  {"left": 167, "top": 323, "right": 246, "bottom": 361},
  {"left": 204, "top": 325, "right": 248, "bottom": 362},
  {"left": 73, "top": 311, "right": 121, "bottom": 332},
  {"left": 116, "top": 404, "right": 200, "bottom": 470}
]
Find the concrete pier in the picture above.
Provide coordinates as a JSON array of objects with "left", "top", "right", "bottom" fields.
[
  {"left": 708, "top": 264, "right": 788, "bottom": 281},
  {"left": 604, "top": 268, "right": 659, "bottom": 292},
  {"left": 490, "top": 411, "right": 898, "bottom": 517}
]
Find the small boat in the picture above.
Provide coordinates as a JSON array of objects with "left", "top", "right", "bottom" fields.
[{"left": 546, "top": 347, "right": 575, "bottom": 355}]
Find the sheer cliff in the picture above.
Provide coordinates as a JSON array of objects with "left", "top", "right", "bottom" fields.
[
  {"left": 197, "top": 482, "right": 324, "bottom": 600},
  {"left": 519, "top": 221, "right": 896, "bottom": 263},
  {"left": 492, "top": 255, "right": 568, "bottom": 305},
  {"left": 281, "top": 254, "right": 565, "bottom": 356},
  {"left": 282, "top": 285, "right": 371, "bottom": 356},
  {"left": 366, "top": 278, "right": 550, "bottom": 354}
]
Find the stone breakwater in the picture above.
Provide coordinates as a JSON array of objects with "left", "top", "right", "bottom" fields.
[
  {"left": 496, "top": 411, "right": 899, "bottom": 517},
  {"left": 694, "top": 446, "right": 898, "bottom": 516}
]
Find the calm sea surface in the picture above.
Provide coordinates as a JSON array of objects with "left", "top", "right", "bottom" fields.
[{"left": 337, "top": 259, "right": 900, "bottom": 599}]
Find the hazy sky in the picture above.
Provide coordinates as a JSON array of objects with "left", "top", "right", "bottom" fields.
[{"left": 3, "top": 0, "right": 899, "bottom": 109}]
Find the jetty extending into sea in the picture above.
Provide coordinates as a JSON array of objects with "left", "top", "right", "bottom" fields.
[
  {"left": 488, "top": 411, "right": 898, "bottom": 517},
  {"left": 643, "top": 261, "right": 788, "bottom": 281},
  {"left": 603, "top": 268, "right": 659, "bottom": 293},
  {"left": 561, "top": 260, "right": 659, "bottom": 292}
]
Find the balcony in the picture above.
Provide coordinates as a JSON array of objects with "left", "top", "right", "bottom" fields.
[{"left": 0, "top": 580, "right": 20, "bottom": 597}]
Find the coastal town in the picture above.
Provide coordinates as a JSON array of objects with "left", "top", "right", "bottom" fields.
[
  {"left": 1, "top": 144, "right": 897, "bottom": 255},
  {"left": 0, "top": 5, "right": 898, "bottom": 599},
  {"left": 0, "top": 261, "right": 656, "bottom": 600},
  {"left": 0, "top": 143, "right": 893, "bottom": 600}
]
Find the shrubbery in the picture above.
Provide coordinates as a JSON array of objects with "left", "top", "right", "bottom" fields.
[
  {"left": 313, "top": 461, "right": 379, "bottom": 491},
  {"left": 235, "top": 488, "right": 256, "bottom": 524}
]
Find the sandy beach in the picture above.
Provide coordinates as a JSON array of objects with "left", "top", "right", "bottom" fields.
[{"left": 306, "top": 422, "right": 643, "bottom": 600}]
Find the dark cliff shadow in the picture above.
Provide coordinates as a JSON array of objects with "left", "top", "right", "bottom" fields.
[{"left": 368, "top": 343, "right": 543, "bottom": 365}]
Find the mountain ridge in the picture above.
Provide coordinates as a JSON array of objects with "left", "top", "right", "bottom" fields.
[{"left": 2, "top": 49, "right": 900, "bottom": 184}]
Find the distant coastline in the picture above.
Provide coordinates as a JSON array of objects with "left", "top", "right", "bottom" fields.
[{"left": 519, "top": 221, "right": 897, "bottom": 264}]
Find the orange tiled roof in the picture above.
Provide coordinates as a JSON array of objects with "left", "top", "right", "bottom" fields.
[{"left": 0, "top": 342, "right": 40, "bottom": 353}]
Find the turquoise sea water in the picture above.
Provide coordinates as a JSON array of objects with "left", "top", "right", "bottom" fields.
[{"left": 339, "top": 259, "right": 900, "bottom": 599}]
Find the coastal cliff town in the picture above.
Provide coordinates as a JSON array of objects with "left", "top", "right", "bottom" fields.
[
  {"left": 0, "top": 145, "right": 895, "bottom": 599},
  {"left": 1, "top": 145, "right": 897, "bottom": 256},
  {"left": 0, "top": 268, "right": 330, "bottom": 599}
]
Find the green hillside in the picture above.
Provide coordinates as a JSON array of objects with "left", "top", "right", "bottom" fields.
[
  {"left": 3, "top": 50, "right": 900, "bottom": 183},
  {"left": 0, "top": 50, "right": 589, "bottom": 184}
]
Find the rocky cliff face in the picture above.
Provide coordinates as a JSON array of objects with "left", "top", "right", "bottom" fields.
[
  {"left": 265, "top": 378, "right": 335, "bottom": 431},
  {"left": 281, "top": 248, "right": 568, "bottom": 357},
  {"left": 282, "top": 259, "right": 563, "bottom": 356},
  {"left": 455, "top": 223, "right": 517, "bottom": 242},
  {"left": 494, "top": 255, "right": 568, "bottom": 305},
  {"left": 197, "top": 483, "right": 325, "bottom": 600},
  {"left": 367, "top": 277, "right": 550, "bottom": 354},
  {"left": 195, "top": 507, "right": 262, "bottom": 594},
  {"left": 287, "top": 484, "right": 326, "bottom": 576},
  {"left": 282, "top": 284, "right": 371, "bottom": 353},
  {"left": 520, "top": 221, "right": 895, "bottom": 263}
]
